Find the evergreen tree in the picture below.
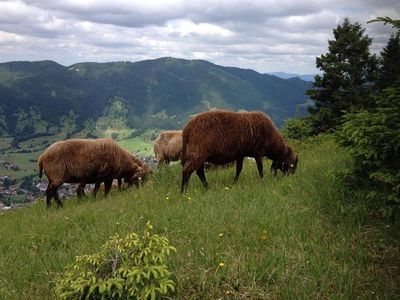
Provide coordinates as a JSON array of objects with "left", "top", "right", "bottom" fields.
[
  {"left": 307, "top": 18, "right": 378, "bottom": 132},
  {"left": 368, "top": 17, "right": 400, "bottom": 30},
  {"left": 337, "top": 17, "right": 400, "bottom": 213},
  {"left": 377, "top": 33, "right": 400, "bottom": 89},
  {"left": 339, "top": 81, "right": 400, "bottom": 206}
]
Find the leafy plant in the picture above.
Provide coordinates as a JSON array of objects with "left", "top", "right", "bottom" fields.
[
  {"left": 338, "top": 83, "right": 400, "bottom": 206},
  {"left": 282, "top": 117, "right": 314, "bottom": 140},
  {"left": 54, "top": 221, "right": 177, "bottom": 300}
]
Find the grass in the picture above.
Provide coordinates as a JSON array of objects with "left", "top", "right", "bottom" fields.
[
  {"left": 0, "top": 150, "right": 42, "bottom": 180},
  {"left": 117, "top": 137, "right": 154, "bottom": 156},
  {"left": 0, "top": 137, "right": 399, "bottom": 299}
]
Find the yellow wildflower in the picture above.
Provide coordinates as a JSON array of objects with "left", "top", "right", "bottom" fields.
[
  {"left": 219, "top": 262, "right": 225, "bottom": 267},
  {"left": 260, "top": 230, "right": 268, "bottom": 240},
  {"left": 224, "top": 187, "right": 229, "bottom": 191},
  {"left": 219, "top": 233, "right": 224, "bottom": 237},
  {"left": 166, "top": 196, "right": 170, "bottom": 200}
]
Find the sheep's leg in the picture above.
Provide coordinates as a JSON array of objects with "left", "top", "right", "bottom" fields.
[
  {"left": 196, "top": 163, "right": 208, "bottom": 189},
  {"left": 234, "top": 157, "right": 244, "bottom": 182},
  {"left": 117, "top": 178, "right": 122, "bottom": 189},
  {"left": 93, "top": 182, "right": 101, "bottom": 198},
  {"left": 48, "top": 182, "right": 63, "bottom": 208},
  {"left": 45, "top": 182, "right": 62, "bottom": 208},
  {"left": 181, "top": 158, "right": 200, "bottom": 193},
  {"left": 255, "top": 156, "right": 264, "bottom": 179},
  {"left": 180, "top": 172, "right": 192, "bottom": 193},
  {"left": 45, "top": 181, "right": 53, "bottom": 207},
  {"left": 104, "top": 179, "right": 113, "bottom": 196},
  {"left": 76, "top": 183, "right": 87, "bottom": 198},
  {"left": 53, "top": 189, "right": 63, "bottom": 208}
]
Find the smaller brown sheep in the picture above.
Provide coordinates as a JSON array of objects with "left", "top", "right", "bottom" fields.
[
  {"left": 75, "top": 153, "right": 152, "bottom": 197},
  {"left": 154, "top": 130, "right": 183, "bottom": 165},
  {"left": 38, "top": 139, "right": 143, "bottom": 207}
]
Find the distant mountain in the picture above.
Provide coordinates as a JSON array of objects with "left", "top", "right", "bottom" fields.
[
  {"left": 0, "top": 57, "right": 312, "bottom": 140},
  {"left": 268, "top": 72, "right": 315, "bottom": 82}
]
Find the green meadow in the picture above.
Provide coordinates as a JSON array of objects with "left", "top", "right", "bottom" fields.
[
  {"left": 0, "top": 137, "right": 398, "bottom": 299},
  {"left": 116, "top": 137, "right": 154, "bottom": 156}
]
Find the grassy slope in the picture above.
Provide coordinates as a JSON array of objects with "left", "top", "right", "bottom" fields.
[
  {"left": 0, "top": 138, "right": 399, "bottom": 299},
  {"left": 116, "top": 137, "right": 154, "bottom": 156}
]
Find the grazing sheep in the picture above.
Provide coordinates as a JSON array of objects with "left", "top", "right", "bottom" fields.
[
  {"left": 180, "top": 110, "right": 298, "bottom": 192},
  {"left": 75, "top": 153, "right": 152, "bottom": 197},
  {"left": 38, "top": 139, "right": 143, "bottom": 207},
  {"left": 154, "top": 130, "right": 183, "bottom": 165}
]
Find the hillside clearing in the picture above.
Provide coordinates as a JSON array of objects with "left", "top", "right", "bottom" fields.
[{"left": 0, "top": 138, "right": 398, "bottom": 299}]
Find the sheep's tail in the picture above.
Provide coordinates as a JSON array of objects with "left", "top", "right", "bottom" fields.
[{"left": 38, "top": 157, "right": 43, "bottom": 179}]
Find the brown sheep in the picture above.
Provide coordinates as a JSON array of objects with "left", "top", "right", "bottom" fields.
[
  {"left": 38, "top": 139, "right": 143, "bottom": 207},
  {"left": 153, "top": 130, "right": 183, "bottom": 165},
  {"left": 180, "top": 110, "right": 298, "bottom": 192},
  {"left": 75, "top": 153, "right": 152, "bottom": 197}
]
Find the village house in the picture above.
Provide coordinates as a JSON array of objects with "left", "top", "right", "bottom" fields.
[
  {"left": 36, "top": 182, "right": 48, "bottom": 192},
  {"left": 26, "top": 192, "right": 36, "bottom": 202}
]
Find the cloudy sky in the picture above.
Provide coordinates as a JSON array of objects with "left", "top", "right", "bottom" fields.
[{"left": 0, "top": 0, "right": 399, "bottom": 74}]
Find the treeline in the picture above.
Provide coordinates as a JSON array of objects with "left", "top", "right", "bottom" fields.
[{"left": 284, "top": 17, "right": 400, "bottom": 215}]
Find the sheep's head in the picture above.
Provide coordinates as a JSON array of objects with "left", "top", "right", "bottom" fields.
[
  {"left": 271, "top": 148, "right": 298, "bottom": 176},
  {"left": 282, "top": 154, "right": 298, "bottom": 175},
  {"left": 124, "top": 167, "right": 144, "bottom": 188}
]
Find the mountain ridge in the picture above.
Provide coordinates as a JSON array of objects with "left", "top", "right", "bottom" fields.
[
  {"left": 0, "top": 57, "right": 312, "bottom": 140},
  {"left": 268, "top": 71, "right": 315, "bottom": 82}
]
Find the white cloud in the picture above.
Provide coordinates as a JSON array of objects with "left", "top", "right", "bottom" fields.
[{"left": 0, "top": 0, "right": 399, "bottom": 73}]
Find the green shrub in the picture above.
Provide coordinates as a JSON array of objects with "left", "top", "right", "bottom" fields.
[
  {"left": 282, "top": 117, "right": 314, "bottom": 140},
  {"left": 338, "top": 83, "right": 400, "bottom": 207},
  {"left": 54, "top": 222, "right": 177, "bottom": 300}
]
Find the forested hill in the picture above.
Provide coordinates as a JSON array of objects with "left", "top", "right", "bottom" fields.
[{"left": 0, "top": 57, "right": 311, "bottom": 139}]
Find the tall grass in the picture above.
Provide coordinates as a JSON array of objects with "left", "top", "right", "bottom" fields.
[{"left": 0, "top": 137, "right": 398, "bottom": 299}]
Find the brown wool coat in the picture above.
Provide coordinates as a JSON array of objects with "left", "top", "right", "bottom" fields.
[
  {"left": 38, "top": 138, "right": 142, "bottom": 207},
  {"left": 180, "top": 110, "right": 298, "bottom": 192},
  {"left": 153, "top": 130, "right": 183, "bottom": 165}
]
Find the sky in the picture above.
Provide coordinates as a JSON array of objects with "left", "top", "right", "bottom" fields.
[{"left": 0, "top": 0, "right": 399, "bottom": 74}]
